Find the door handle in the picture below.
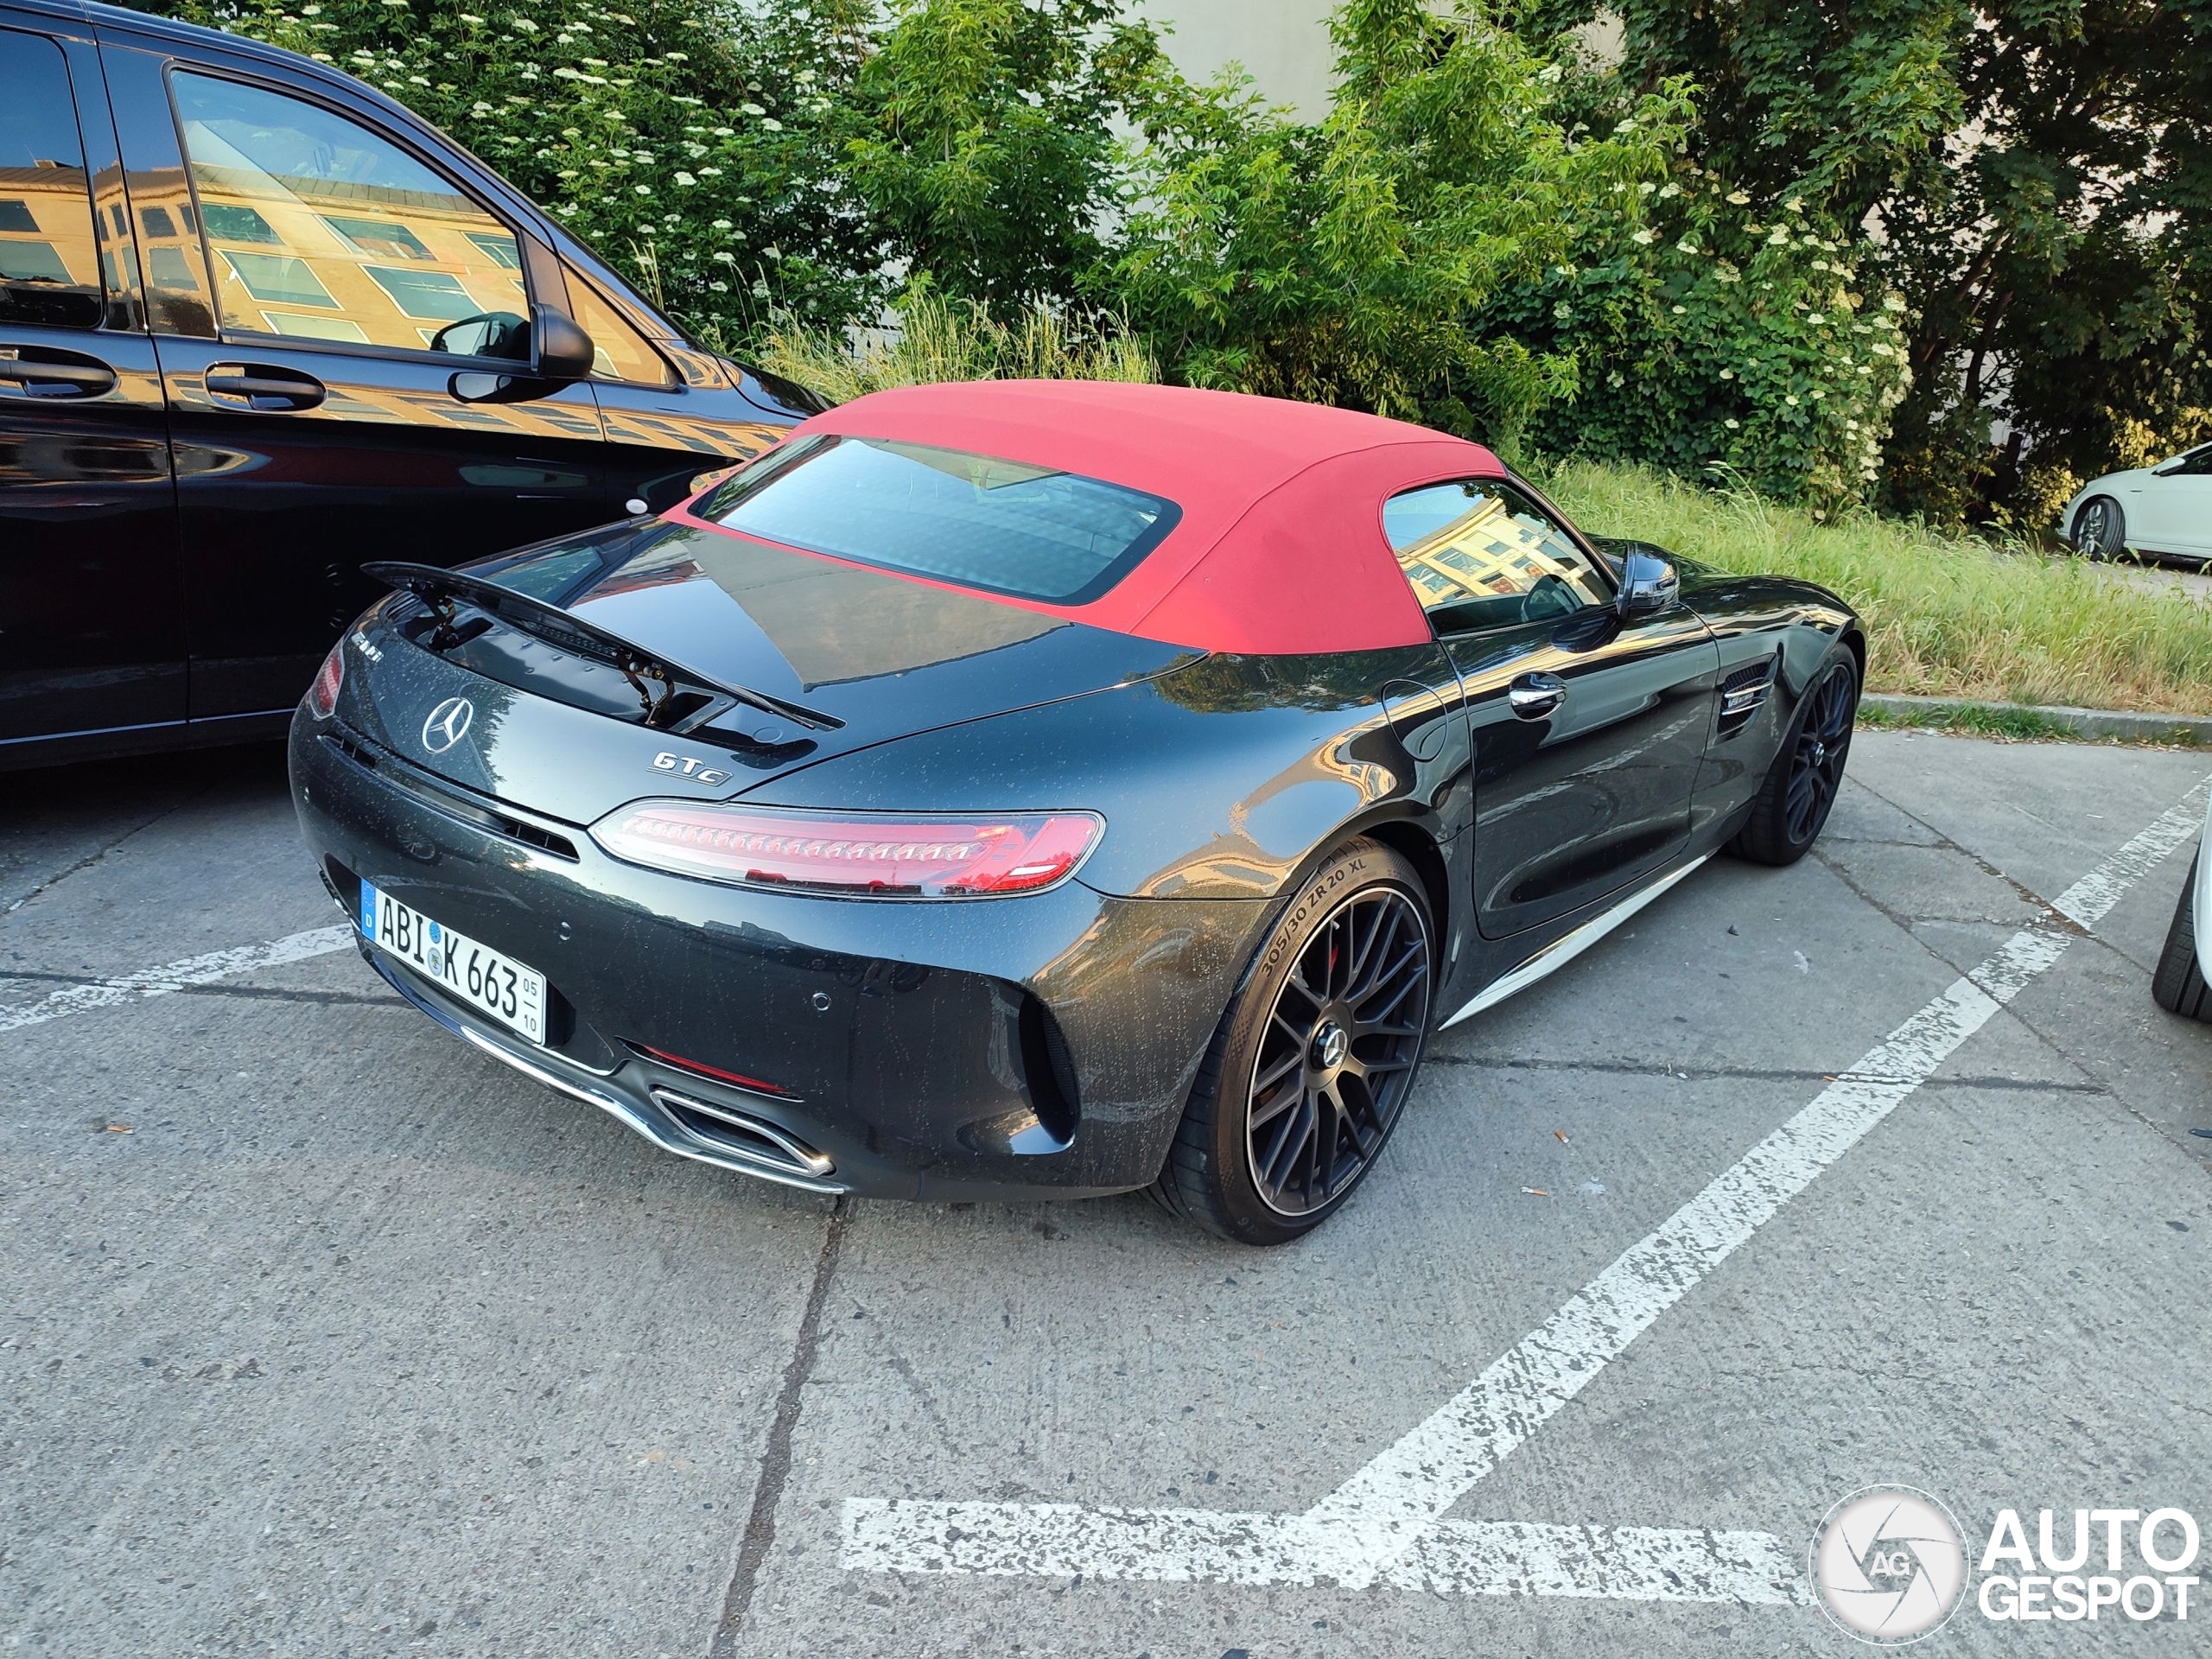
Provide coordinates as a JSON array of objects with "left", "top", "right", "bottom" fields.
[
  {"left": 204, "top": 363, "right": 327, "bottom": 411},
  {"left": 1508, "top": 672, "right": 1567, "bottom": 719},
  {"left": 0, "top": 344, "right": 118, "bottom": 400}
]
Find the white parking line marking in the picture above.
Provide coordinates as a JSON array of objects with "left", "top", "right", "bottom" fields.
[
  {"left": 843, "top": 1503, "right": 1807, "bottom": 1605},
  {"left": 845, "top": 781, "right": 2209, "bottom": 1596},
  {"left": 0, "top": 925, "right": 354, "bottom": 1034}
]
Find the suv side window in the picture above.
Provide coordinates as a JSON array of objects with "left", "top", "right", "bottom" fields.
[
  {"left": 170, "top": 73, "right": 531, "bottom": 358},
  {"left": 1384, "top": 478, "right": 1611, "bottom": 634},
  {"left": 568, "top": 277, "right": 674, "bottom": 387},
  {"left": 0, "top": 34, "right": 103, "bottom": 329}
]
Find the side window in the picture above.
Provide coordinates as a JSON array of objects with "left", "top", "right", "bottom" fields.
[
  {"left": 0, "top": 33, "right": 103, "bottom": 329},
  {"left": 2176, "top": 447, "right": 2212, "bottom": 478},
  {"left": 170, "top": 73, "right": 531, "bottom": 359},
  {"left": 1384, "top": 478, "right": 1611, "bottom": 633},
  {"left": 567, "top": 278, "right": 674, "bottom": 387}
]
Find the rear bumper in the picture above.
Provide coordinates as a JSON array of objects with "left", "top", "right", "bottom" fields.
[{"left": 290, "top": 711, "right": 1268, "bottom": 1200}]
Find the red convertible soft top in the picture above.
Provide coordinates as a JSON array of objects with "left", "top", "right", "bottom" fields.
[{"left": 668, "top": 380, "right": 1507, "bottom": 655}]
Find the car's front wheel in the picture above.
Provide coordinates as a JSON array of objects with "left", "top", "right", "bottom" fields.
[
  {"left": 2152, "top": 852, "right": 2211, "bottom": 1022},
  {"left": 1151, "top": 838, "right": 1433, "bottom": 1245},
  {"left": 1730, "top": 649, "right": 1859, "bottom": 867},
  {"left": 2072, "top": 496, "right": 2127, "bottom": 560}
]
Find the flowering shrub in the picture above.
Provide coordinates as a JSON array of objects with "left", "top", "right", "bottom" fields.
[
  {"left": 1496, "top": 177, "right": 1914, "bottom": 510},
  {"left": 156, "top": 0, "right": 885, "bottom": 343}
]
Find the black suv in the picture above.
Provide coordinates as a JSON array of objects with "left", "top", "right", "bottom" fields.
[{"left": 1, "top": 0, "right": 815, "bottom": 767}]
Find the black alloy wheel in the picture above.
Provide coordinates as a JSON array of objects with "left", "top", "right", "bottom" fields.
[
  {"left": 1150, "top": 838, "right": 1434, "bottom": 1244},
  {"left": 1784, "top": 661, "right": 1857, "bottom": 848},
  {"left": 1244, "top": 886, "right": 1429, "bottom": 1217},
  {"left": 1730, "top": 650, "right": 1859, "bottom": 867}
]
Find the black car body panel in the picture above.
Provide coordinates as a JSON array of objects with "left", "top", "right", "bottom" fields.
[
  {"left": 290, "top": 715, "right": 1260, "bottom": 1199},
  {"left": 0, "top": 0, "right": 811, "bottom": 769}
]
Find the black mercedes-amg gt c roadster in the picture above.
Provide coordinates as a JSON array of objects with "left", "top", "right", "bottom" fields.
[{"left": 290, "top": 380, "right": 1863, "bottom": 1243}]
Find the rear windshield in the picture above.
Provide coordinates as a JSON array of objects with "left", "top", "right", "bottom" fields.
[{"left": 696, "top": 435, "right": 1180, "bottom": 605}]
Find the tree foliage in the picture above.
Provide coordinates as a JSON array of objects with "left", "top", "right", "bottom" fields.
[
  {"left": 1527, "top": 0, "right": 2212, "bottom": 524},
  {"left": 1101, "top": 0, "right": 1689, "bottom": 461},
  {"left": 848, "top": 0, "right": 1166, "bottom": 315}
]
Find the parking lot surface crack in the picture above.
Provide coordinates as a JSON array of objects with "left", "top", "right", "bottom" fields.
[
  {"left": 1845, "top": 775, "right": 2089, "bottom": 931},
  {"left": 2, "top": 795, "right": 197, "bottom": 925},
  {"left": 709, "top": 1197, "right": 849, "bottom": 1658},
  {"left": 0, "top": 964, "right": 395, "bottom": 1012}
]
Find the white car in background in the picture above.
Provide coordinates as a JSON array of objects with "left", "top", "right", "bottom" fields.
[
  {"left": 2155, "top": 798, "right": 2212, "bottom": 1023},
  {"left": 2063, "top": 443, "right": 2212, "bottom": 561}
]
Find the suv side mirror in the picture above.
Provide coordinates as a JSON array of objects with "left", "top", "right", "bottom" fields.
[
  {"left": 449, "top": 306, "right": 599, "bottom": 404},
  {"left": 533, "top": 304, "right": 596, "bottom": 381},
  {"left": 1617, "top": 546, "right": 1679, "bottom": 619}
]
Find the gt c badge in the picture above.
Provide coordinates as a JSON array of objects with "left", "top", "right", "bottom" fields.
[
  {"left": 422, "top": 696, "right": 474, "bottom": 754},
  {"left": 653, "top": 751, "right": 732, "bottom": 786}
]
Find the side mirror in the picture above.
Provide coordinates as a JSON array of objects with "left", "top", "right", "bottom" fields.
[
  {"left": 430, "top": 310, "right": 530, "bottom": 361},
  {"left": 449, "top": 306, "right": 599, "bottom": 405},
  {"left": 1617, "top": 547, "right": 1679, "bottom": 619},
  {"left": 533, "top": 304, "right": 596, "bottom": 382}
]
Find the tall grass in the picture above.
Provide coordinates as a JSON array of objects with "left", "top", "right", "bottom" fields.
[
  {"left": 753, "top": 298, "right": 2212, "bottom": 715},
  {"left": 1538, "top": 460, "right": 2212, "bottom": 714},
  {"left": 756, "top": 289, "right": 1155, "bottom": 402}
]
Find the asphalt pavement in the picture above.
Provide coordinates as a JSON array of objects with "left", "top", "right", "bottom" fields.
[{"left": 3, "top": 730, "right": 2210, "bottom": 1657}]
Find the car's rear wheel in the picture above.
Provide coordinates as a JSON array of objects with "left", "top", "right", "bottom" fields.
[
  {"left": 2152, "top": 852, "right": 2212, "bottom": 1021},
  {"left": 1730, "top": 650, "right": 1859, "bottom": 867},
  {"left": 1150, "top": 838, "right": 1433, "bottom": 1245},
  {"left": 2073, "top": 496, "right": 2127, "bottom": 561}
]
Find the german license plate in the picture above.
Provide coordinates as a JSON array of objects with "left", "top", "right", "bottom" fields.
[{"left": 360, "top": 880, "right": 546, "bottom": 1045}]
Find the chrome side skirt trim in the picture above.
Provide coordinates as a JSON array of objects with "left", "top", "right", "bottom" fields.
[{"left": 1440, "top": 855, "right": 1711, "bottom": 1030}]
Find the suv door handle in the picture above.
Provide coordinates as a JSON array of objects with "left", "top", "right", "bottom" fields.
[
  {"left": 1508, "top": 672, "right": 1567, "bottom": 719},
  {"left": 0, "top": 344, "right": 118, "bottom": 400},
  {"left": 205, "top": 363, "right": 327, "bottom": 411}
]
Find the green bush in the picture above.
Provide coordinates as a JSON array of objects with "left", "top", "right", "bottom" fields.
[
  {"left": 1499, "top": 178, "right": 1914, "bottom": 511},
  {"left": 849, "top": 0, "right": 1167, "bottom": 315},
  {"left": 1098, "top": 0, "right": 1688, "bottom": 461}
]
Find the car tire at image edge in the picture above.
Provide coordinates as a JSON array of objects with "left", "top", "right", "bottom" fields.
[
  {"left": 1150, "top": 837, "right": 1434, "bottom": 1245},
  {"left": 2152, "top": 852, "right": 2211, "bottom": 1022}
]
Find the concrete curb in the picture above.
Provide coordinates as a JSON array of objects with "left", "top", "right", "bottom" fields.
[{"left": 1862, "top": 693, "right": 2212, "bottom": 746}]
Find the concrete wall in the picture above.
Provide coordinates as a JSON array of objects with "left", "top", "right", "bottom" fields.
[
  {"left": 1133, "top": 4, "right": 1625, "bottom": 119},
  {"left": 1133, "top": 0, "right": 1340, "bottom": 117}
]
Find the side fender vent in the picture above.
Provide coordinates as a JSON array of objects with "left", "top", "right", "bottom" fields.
[{"left": 1717, "top": 658, "right": 1778, "bottom": 739}]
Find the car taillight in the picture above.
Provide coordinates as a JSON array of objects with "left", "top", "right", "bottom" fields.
[
  {"left": 307, "top": 642, "right": 344, "bottom": 719},
  {"left": 589, "top": 804, "right": 1103, "bottom": 898}
]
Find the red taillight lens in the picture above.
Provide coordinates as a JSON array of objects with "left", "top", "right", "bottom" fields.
[
  {"left": 307, "top": 642, "right": 344, "bottom": 719},
  {"left": 589, "top": 804, "right": 1103, "bottom": 898}
]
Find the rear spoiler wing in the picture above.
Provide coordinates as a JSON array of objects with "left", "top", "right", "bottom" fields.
[{"left": 362, "top": 560, "right": 842, "bottom": 733}]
